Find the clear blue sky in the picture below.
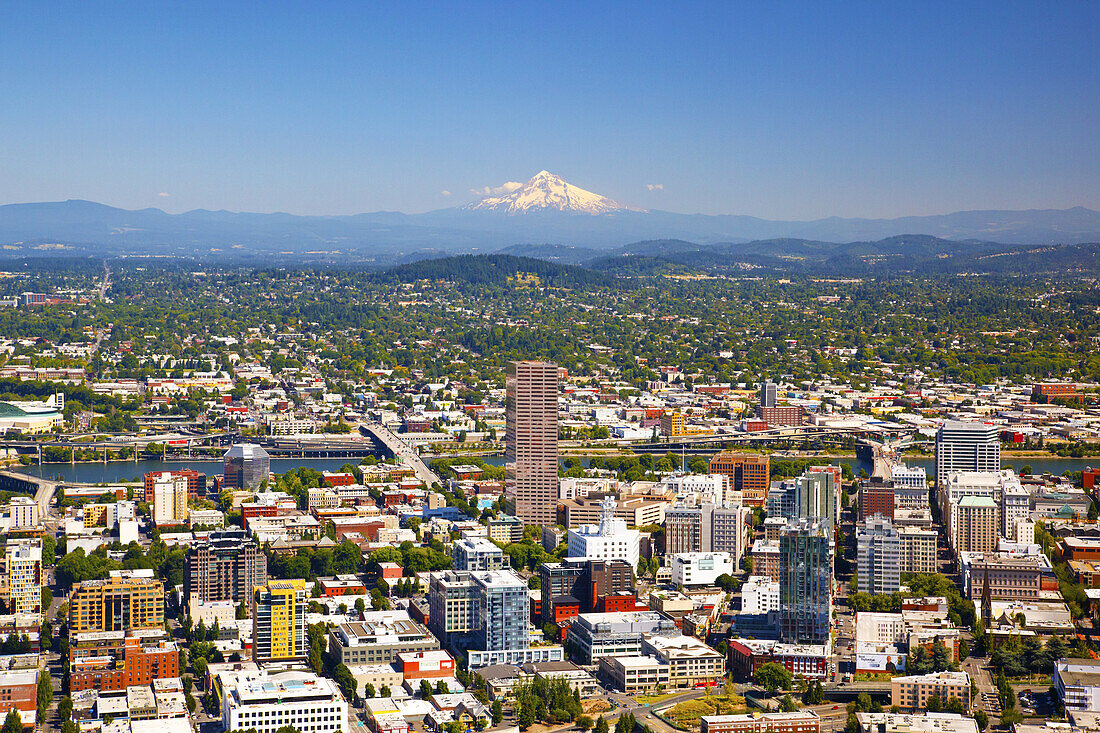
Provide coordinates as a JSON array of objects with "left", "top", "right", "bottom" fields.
[{"left": 1, "top": 2, "right": 1097, "bottom": 218}]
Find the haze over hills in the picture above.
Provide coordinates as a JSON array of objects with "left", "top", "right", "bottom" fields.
[{"left": 0, "top": 172, "right": 1098, "bottom": 262}]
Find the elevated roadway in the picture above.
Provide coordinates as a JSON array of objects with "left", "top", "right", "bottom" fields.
[
  {"left": 0, "top": 470, "right": 61, "bottom": 515},
  {"left": 358, "top": 423, "right": 442, "bottom": 487}
]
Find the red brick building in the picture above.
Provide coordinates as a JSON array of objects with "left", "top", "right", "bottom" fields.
[
  {"left": 709, "top": 453, "right": 770, "bottom": 507},
  {"left": 859, "top": 483, "right": 895, "bottom": 522},
  {"left": 322, "top": 472, "right": 355, "bottom": 487},
  {"left": 144, "top": 469, "right": 206, "bottom": 501},
  {"left": 70, "top": 638, "right": 180, "bottom": 692},
  {"left": 0, "top": 668, "right": 37, "bottom": 728}
]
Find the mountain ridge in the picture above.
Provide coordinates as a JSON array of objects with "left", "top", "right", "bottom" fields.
[{"left": 1, "top": 193, "right": 1099, "bottom": 260}]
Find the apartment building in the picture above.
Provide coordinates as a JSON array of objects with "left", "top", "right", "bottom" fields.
[
  {"left": 452, "top": 537, "right": 506, "bottom": 572},
  {"left": 69, "top": 637, "right": 180, "bottom": 691},
  {"left": 252, "top": 579, "right": 307, "bottom": 662},
  {"left": 2, "top": 541, "right": 41, "bottom": 615},
  {"left": 891, "top": 671, "right": 971, "bottom": 712},
  {"left": 70, "top": 569, "right": 165, "bottom": 634},
  {"left": 185, "top": 529, "right": 267, "bottom": 607},
  {"left": 898, "top": 526, "right": 938, "bottom": 574},
  {"left": 857, "top": 517, "right": 901, "bottom": 595}
]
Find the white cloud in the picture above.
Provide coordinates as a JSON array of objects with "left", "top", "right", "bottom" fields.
[
  {"left": 440, "top": 190, "right": 452, "bottom": 197},
  {"left": 157, "top": 192, "right": 170, "bottom": 197},
  {"left": 470, "top": 181, "right": 524, "bottom": 196},
  {"left": 646, "top": 183, "right": 663, "bottom": 191}
]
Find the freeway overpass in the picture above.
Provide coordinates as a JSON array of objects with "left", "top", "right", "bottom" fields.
[
  {"left": 358, "top": 423, "right": 442, "bottom": 487},
  {"left": 0, "top": 470, "right": 61, "bottom": 516},
  {"left": 631, "top": 423, "right": 916, "bottom": 453}
]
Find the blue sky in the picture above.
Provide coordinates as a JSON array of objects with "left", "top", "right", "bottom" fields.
[{"left": 1, "top": 2, "right": 1097, "bottom": 218}]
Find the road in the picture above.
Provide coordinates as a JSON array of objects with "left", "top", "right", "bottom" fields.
[
  {"left": 962, "top": 656, "right": 1002, "bottom": 718},
  {"left": 359, "top": 422, "right": 442, "bottom": 487}
]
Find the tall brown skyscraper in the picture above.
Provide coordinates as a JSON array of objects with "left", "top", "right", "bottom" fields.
[{"left": 506, "top": 360, "right": 559, "bottom": 526}]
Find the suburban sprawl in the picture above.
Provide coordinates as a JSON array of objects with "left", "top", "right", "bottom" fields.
[{"left": 2, "top": 258, "right": 1100, "bottom": 733}]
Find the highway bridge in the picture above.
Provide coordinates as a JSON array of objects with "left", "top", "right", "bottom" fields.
[
  {"left": 358, "top": 423, "right": 442, "bottom": 487},
  {"left": 631, "top": 422, "right": 916, "bottom": 454},
  {"left": 0, "top": 470, "right": 61, "bottom": 516}
]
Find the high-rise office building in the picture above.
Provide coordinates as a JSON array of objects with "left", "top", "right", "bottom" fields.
[
  {"left": 223, "top": 443, "right": 272, "bottom": 491},
  {"left": 567, "top": 496, "right": 641, "bottom": 569},
  {"left": 252, "top": 579, "right": 307, "bottom": 662},
  {"left": 506, "top": 361, "right": 559, "bottom": 526},
  {"left": 779, "top": 519, "right": 832, "bottom": 645},
  {"left": 952, "top": 496, "right": 998, "bottom": 554},
  {"left": 767, "top": 472, "right": 837, "bottom": 526},
  {"left": 709, "top": 453, "right": 770, "bottom": 506},
  {"left": 2, "top": 541, "right": 41, "bottom": 615},
  {"left": 69, "top": 569, "right": 165, "bottom": 634},
  {"left": 856, "top": 517, "right": 901, "bottom": 595},
  {"left": 185, "top": 528, "right": 268, "bottom": 608},
  {"left": 934, "top": 421, "right": 1000, "bottom": 489},
  {"left": 760, "top": 380, "right": 778, "bottom": 408}
]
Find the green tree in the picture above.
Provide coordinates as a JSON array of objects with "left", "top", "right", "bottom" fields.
[
  {"left": 945, "top": 697, "right": 965, "bottom": 715},
  {"left": 491, "top": 701, "right": 504, "bottom": 727},
  {"left": 1, "top": 710, "right": 21, "bottom": 733},
  {"left": 364, "top": 683, "right": 376, "bottom": 699},
  {"left": 333, "top": 664, "right": 357, "bottom": 700},
  {"left": 927, "top": 692, "right": 942, "bottom": 712},
  {"left": 58, "top": 697, "right": 73, "bottom": 722},
  {"left": 37, "top": 669, "right": 52, "bottom": 720},
  {"left": 753, "top": 662, "right": 793, "bottom": 695},
  {"left": 973, "top": 711, "right": 988, "bottom": 731}
]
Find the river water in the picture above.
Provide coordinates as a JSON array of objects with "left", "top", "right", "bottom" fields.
[{"left": 9, "top": 454, "right": 1098, "bottom": 485}]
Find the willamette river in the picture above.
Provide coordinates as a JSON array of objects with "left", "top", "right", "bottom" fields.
[{"left": 10, "top": 453, "right": 1098, "bottom": 485}]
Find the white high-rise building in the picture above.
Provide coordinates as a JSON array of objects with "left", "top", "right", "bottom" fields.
[
  {"left": 3, "top": 540, "right": 42, "bottom": 615},
  {"left": 857, "top": 517, "right": 901, "bottom": 595},
  {"left": 935, "top": 421, "right": 1000, "bottom": 489},
  {"left": 741, "top": 575, "right": 780, "bottom": 615},
  {"left": 1002, "top": 481, "right": 1031, "bottom": 541},
  {"left": 7, "top": 497, "right": 38, "bottom": 530},
  {"left": 891, "top": 465, "right": 929, "bottom": 510},
  {"left": 152, "top": 473, "right": 189, "bottom": 526},
  {"left": 567, "top": 496, "right": 641, "bottom": 569}
]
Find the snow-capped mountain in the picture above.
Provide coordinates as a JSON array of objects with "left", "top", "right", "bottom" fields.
[{"left": 464, "top": 170, "right": 645, "bottom": 215}]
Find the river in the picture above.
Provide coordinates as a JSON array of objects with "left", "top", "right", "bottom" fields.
[{"left": 9, "top": 453, "right": 1098, "bottom": 486}]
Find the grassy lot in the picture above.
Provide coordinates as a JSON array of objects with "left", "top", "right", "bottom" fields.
[
  {"left": 665, "top": 695, "right": 748, "bottom": 727},
  {"left": 633, "top": 692, "right": 684, "bottom": 705}
]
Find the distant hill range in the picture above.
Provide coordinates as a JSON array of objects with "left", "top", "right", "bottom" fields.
[{"left": 0, "top": 173, "right": 1098, "bottom": 267}]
